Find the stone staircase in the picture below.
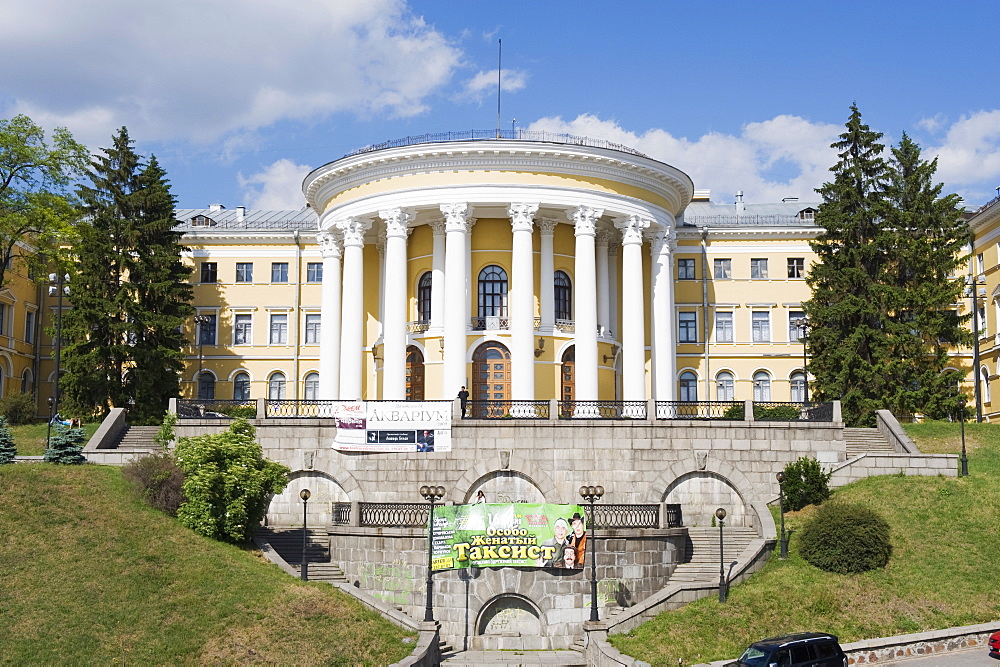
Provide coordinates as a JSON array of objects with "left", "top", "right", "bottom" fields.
[
  {"left": 844, "top": 427, "right": 896, "bottom": 458},
  {"left": 256, "top": 527, "right": 348, "bottom": 584},
  {"left": 441, "top": 649, "right": 586, "bottom": 665},
  {"left": 669, "top": 526, "right": 757, "bottom": 583}
]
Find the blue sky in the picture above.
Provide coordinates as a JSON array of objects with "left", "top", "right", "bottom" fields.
[{"left": 4, "top": 0, "right": 1000, "bottom": 209}]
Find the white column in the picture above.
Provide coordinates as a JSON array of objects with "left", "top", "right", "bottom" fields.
[
  {"left": 317, "top": 231, "right": 342, "bottom": 400},
  {"left": 442, "top": 203, "right": 472, "bottom": 400},
  {"left": 429, "top": 219, "right": 446, "bottom": 332},
  {"left": 596, "top": 230, "right": 611, "bottom": 337},
  {"left": 466, "top": 218, "right": 477, "bottom": 324},
  {"left": 616, "top": 216, "right": 651, "bottom": 405},
  {"left": 509, "top": 203, "right": 538, "bottom": 402},
  {"left": 538, "top": 219, "right": 557, "bottom": 332},
  {"left": 648, "top": 225, "right": 677, "bottom": 402},
  {"left": 380, "top": 207, "right": 412, "bottom": 400},
  {"left": 608, "top": 244, "right": 619, "bottom": 344},
  {"left": 337, "top": 217, "right": 371, "bottom": 400},
  {"left": 572, "top": 206, "right": 603, "bottom": 405}
]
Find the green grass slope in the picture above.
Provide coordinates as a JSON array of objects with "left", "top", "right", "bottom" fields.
[
  {"left": 10, "top": 422, "right": 102, "bottom": 456},
  {"left": 609, "top": 421, "right": 1000, "bottom": 665},
  {"left": 0, "top": 464, "right": 415, "bottom": 664}
]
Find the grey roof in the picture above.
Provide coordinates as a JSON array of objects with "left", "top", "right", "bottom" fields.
[
  {"left": 681, "top": 200, "right": 821, "bottom": 227},
  {"left": 174, "top": 207, "right": 318, "bottom": 232}
]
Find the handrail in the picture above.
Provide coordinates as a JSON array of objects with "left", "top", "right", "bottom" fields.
[{"left": 345, "top": 129, "right": 648, "bottom": 159}]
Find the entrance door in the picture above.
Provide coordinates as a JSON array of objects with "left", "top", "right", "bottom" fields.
[
  {"left": 405, "top": 346, "right": 424, "bottom": 401},
  {"left": 472, "top": 342, "right": 511, "bottom": 405},
  {"left": 561, "top": 346, "right": 575, "bottom": 402}
]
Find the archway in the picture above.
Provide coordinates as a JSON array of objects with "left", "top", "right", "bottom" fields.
[
  {"left": 560, "top": 346, "right": 575, "bottom": 403},
  {"left": 406, "top": 346, "right": 424, "bottom": 401},
  {"left": 476, "top": 594, "right": 542, "bottom": 638},
  {"left": 467, "top": 470, "right": 545, "bottom": 505},
  {"left": 663, "top": 471, "right": 747, "bottom": 528},
  {"left": 267, "top": 471, "right": 349, "bottom": 527},
  {"left": 472, "top": 341, "right": 511, "bottom": 411}
]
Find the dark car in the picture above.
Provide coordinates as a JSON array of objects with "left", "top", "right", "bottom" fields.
[
  {"left": 989, "top": 629, "right": 1000, "bottom": 659},
  {"left": 726, "top": 632, "right": 847, "bottom": 667}
]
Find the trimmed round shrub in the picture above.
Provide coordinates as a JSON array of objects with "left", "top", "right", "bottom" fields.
[
  {"left": 781, "top": 456, "right": 832, "bottom": 511},
  {"left": 0, "top": 392, "right": 39, "bottom": 425},
  {"left": 798, "top": 502, "right": 892, "bottom": 574}
]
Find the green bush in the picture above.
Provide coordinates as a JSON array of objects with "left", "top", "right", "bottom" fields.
[
  {"left": 722, "top": 404, "right": 801, "bottom": 421},
  {"left": 154, "top": 411, "right": 177, "bottom": 449},
  {"left": 723, "top": 404, "right": 745, "bottom": 419},
  {"left": 781, "top": 456, "right": 831, "bottom": 511},
  {"left": 798, "top": 502, "right": 892, "bottom": 574},
  {"left": 174, "top": 418, "right": 290, "bottom": 543},
  {"left": 0, "top": 392, "right": 38, "bottom": 425},
  {"left": 0, "top": 416, "right": 15, "bottom": 463},
  {"left": 123, "top": 452, "right": 186, "bottom": 516},
  {"left": 220, "top": 404, "right": 257, "bottom": 419}
]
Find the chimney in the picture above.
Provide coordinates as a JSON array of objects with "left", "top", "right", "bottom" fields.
[
  {"left": 209, "top": 203, "right": 225, "bottom": 212},
  {"left": 236, "top": 206, "right": 246, "bottom": 222},
  {"left": 735, "top": 190, "right": 745, "bottom": 214}
]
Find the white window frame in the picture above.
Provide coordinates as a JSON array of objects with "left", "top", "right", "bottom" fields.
[
  {"left": 715, "top": 311, "right": 734, "bottom": 343},
  {"left": 269, "top": 313, "right": 288, "bottom": 345},
  {"left": 304, "top": 313, "right": 321, "bottom": 345},
  {"left": 752, "top": 311, "right": 771, "bottom": 343},
  {"left": 234, "top": 313, "right": 253, "bottom": 345}
]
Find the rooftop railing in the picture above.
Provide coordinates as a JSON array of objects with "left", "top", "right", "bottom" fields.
[{"left": 344, "top": 129, "right": 648, "bottom": 159}]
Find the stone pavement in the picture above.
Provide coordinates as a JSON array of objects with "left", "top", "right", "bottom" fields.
[{"left": 441, "top": 649, "right": 587, "bottom": 666}]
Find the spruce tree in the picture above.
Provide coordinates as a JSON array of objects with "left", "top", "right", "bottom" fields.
[
  {"left": 43, "top": 424, "right": 86, "bottom": 464},
  {"left": 61, "top": 128, "right": 193, "bottom": 423},
  {"left": 0, "top": 415, "right": 15, "bottom": 463}
]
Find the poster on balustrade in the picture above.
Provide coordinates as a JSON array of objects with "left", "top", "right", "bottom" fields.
[
  {"left": 430, "top": 503, "right": 588, "bottom": 571},
  {"left": 331, "top": 400, "right": 452, "bottom": 453}
]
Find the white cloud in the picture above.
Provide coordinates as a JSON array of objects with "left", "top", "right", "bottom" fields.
[
  {"left": 527, "top": 114, "right": 841, "bottom": 204},
  {"left": 239, "top": 159, "right": 312, "bottom": 210},
  {"left": 924, "top": 110, "right": 1000, "bottom": 202},
  {"left": 916, "top": 114, "right": 946, "bottom": 134},
  {"left": 0, "top": 0, "right": 462, "bottom": 147},
  {"left": 459, "top": 69, "right": 528, "bottom": 104}
]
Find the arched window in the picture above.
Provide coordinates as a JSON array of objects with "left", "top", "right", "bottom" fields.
[
  {"left": 753, "top": 371, "right": 772, "bottom": 401},
  {"left": 198, "top": 372, "right": 215, "bottom": 400},
  {"left": 716, "top": 371, "right": 734, "bottom": 401},
  {"left": 981, "top": 366, "right": 991, "bottom": 404},
  {"left": 268, "top": 372, "right": 286, "bottom": 400},
  {"left": 406, "top": 346, "right": 424, "bottom": 401},
  {"left": 233, "top": 372, "right": 251, "bottom": 401},
  {"left": 417, "top": 272, "right": 432, "bottom": 322},
  {"left": 21, "top": 368, "right": 33, "bottom": 395},
  {"left": 304, "top": 372, "right": 319, "bottom": 400},
  {"left": 554, "top": 271, "right": 572, "bottom": 321},
  {"left": 679, "top": 371, "right": 698, "bottom": 402},
  {"left": 790, "top": 372, "right": 806, "bottom": 403},
  {"left": 478, "top": 265, "right": 508, "bottom": 317}
]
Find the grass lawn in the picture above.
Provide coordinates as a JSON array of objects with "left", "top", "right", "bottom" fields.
[
  {"left": 0, "top": 464, "right": 416, "bottom": 664},
  {"left": 11, "top": 422, "right": 102, "bottom": 456},
  {"left": 609, "top": 421, "right": 1000, "bottom": 665}
]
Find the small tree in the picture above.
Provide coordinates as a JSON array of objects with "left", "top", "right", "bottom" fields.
[
  {"left": 0, "top": 415, "right": 15, "bottom": 463},
  {"left": 781, "top": 456, "right": 831, "bottom": 511},
  {"left": 123, "top": 452, "right": 186, "bottom": 516},
  {"left": 0, "top": 392, "right": 39, "bottom": 425},
  {"left": 799, "top": 502, "right": 892, "bottom": 574},
  {"left": 43, "top": 424, "right": 87, "bottom": 464},
  {"left": 174, "top": 418, "right": 289, "bottom": 543}
]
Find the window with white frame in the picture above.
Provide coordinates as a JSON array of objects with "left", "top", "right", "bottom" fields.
[
  {"left": 198, "top": 314, "right": 217, "bottom": 345},
  {"left": 977, "top": 252, "right": 985, "bottom": 275},
  {"left": 235, "top": 262, "right": 253, "bottom": 283},
  {"left": 233, "top": 372, "right": 251, "bottom": 401},
  {"left": 0, "top": 303, "right": 7, "bottom": 335},
  {"left": 25, "top": 310, "right": 35, "bottom": 344},
  {"left": 716, "top": 371, "right": 735, "bottom": 401},
  {"left": 269, "top": 313, "right": 288, "bottom": 344},
  {"left": 714, "top": 258, "right": 732, "bottom": 279},
  {"left": 751, "top": 258, "right": 768, "bottom": 279},
  {"left": 678, "top": 258, "right": 696, "bottom": 280},
  {"left": 790, "top": 372, "right": 807, "bottom": 403},
  {"left": 752, "top": 311, "right": 770, "bottom": 342},
  {"left": 306, "top": 262, "right": 323, "bottom": 283},
  {"left": 268, "top": 372, "right": 286, "bottom": 400},
  {"left": 787, "top": 258, "right": 805, "bottom": 278},
  {"left": 981, "top": 366, "right": 991, "bottom": 404},
  {"left": 679, "top": 371, "right": 698, "bottom": 402},
  {"left": 305, "top": 314, "right": 321, "bottom": 344},
  {"left": 198, "top": 372, "right": 215, "bottom": 400},
  {"left": 304, "top": 372, "right": 319, "bottom": 400},
  {"left": 788, "top": 311, "right": 806, "bottom": 342},
  {"left": 234, "top": 313, "right": 252, "bottom": 345},
  {"left": 271, "top": 262, "right": 288, "bottom": 283},
  {"left": 679, "top": 312, "right": 698, "bottom": 342},
  {"left": 753, "top": 371, "right": 772, "bottom": 401},
  {"left": 715, "top": 311, "right": 734, "bottom": 343}
]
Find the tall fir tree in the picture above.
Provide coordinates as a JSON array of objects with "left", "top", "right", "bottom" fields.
[
  {"left": 0, "top": 415, "right": 15, "bottom": 464},
  {"left": 806, "top": 107, "right": 968, "bottom": 426},
  {"left": 61, "top": 128, "right": 193, "bottom": 423},
  {"left": 43, "top": 423, "right": 86, "bottom": 464}
]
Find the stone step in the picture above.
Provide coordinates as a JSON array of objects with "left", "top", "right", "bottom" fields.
[{"left": 442, "top": 650, "right": 586, "bottom": 665}]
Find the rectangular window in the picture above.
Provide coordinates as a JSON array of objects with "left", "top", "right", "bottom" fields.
[
  {"left": 677, "top": 258, "right": 696, "bottom": 280},
  {"left": 25, "top": 310, "right": 35, "bottom": 344},
  {"left": 306, "top": 262, "right": 323, "bottom": 283},
  {"left": 787, "top": 257, "right": 805, "bottom": 278},
  {"left": 977, "top": 252, "right": 985, "bottom": 275},
  {"left": 271, "top": 262, "right": 288, "bottom": 283},
  {"left": 305, "top": 314, "right": 321, "bottom": 344},
  {"left": 715, "top": 311, "right": 734, "bottom": 343},
  {"left": 751, "top": 258, "right": 768, "bottom": 279},
  {"left": 789, "top": 310, "right": 806, "bottom": 342},
  {"left": 200, "top": 262, "right": 217, "bottom": 283},
  {"left": 752, "top": 311, "right": 770, "bottom": 342},
  {"left": 234, "top": 313, "right": 252, "bottom": 345},
  {"left": 235, "top": 262, "right": 253, "bottom": 283},
  {"left": 678, "top": 312, "right": 698, "bottom": 343},
  {"left": 269, "top": 313, "right": 288, "bottom": 344},
  {"left": 714, "top": 258, "right": 731, "bottom": 279},
  {"left": 198, "top": 314, "right": 217, "bottom": 345},
  {"left": 0, "top": 304, "right": 7, "bottom": 336}
]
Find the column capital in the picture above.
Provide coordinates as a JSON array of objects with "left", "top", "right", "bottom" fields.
[
  {"left": 379, "top": 207, "right": 413, "bottom": 238},
  {"left": 508, "top": 203, "right": 539, "bottom": 233},
  {"left": 429, "top": 218, "right": 446, "bottom": 236},
  {"left": 317, "top": 231, "right": 343, "bottom": 258},
  {"left": 440, "top": 203, "right": 472, "bottom": 232},
  {"left": 571, "top": 206, "right": 604, "bottom": 237},
  {"left": 615, "top": 215, "right": 651, "bottom": 246},
  {"left": 595, "top": 229, "right": 612, "bottom": 248},
  {"left": 646, "top": 227, "right": 677, "bottom": 256},
  {"left": 538, "top": 218, "right": 558, "bottom": 235},
  {"left": 337, "top": 217, "right": 371, "bottom": 247}
]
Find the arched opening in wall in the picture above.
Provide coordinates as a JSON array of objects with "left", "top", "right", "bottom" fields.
[
  {"left": 753, "top": 371, "right": 772, "bottom": 401},
  {"left": 716, "top": 371, "right": 735, "bottom": 401},
  {"left": 560, "top": 346, "right": 575, "bottom": 405},
  {"left": 790, "top": 371, "right": 806, "bottom": 403},
  {"left": 554, "top": 270, "right": 572, "bottom": 322},
  {"left": 21, "top": 368, "right": 32, "bottom": 395},
  {"left": 477, "top": 265, "right": 509, "bottom": 319},
  {"left": 197, "top": 371, "right": 215, "bottom": 400},
  {"left": 679, "top": 371, "right": 698, "bottom": 402},
  {"left": 417, "top": 272, "right": 432, "bottom": 323},
  {"left": 233, "top": 371, "right": 251, "bottom": 400},
  {"left": 468, "top": 470, "right": 545, "bottom": 505},
  {"left": 472, "top": 341, "right": 510, "bottom": 409},
  {"left": 268, "top": 372, "right": 287, "bottom": 400},
  {"left": 406, "top": 346, "right": 424, "bottom": 401},
  {"left": 663, "top": 471, "right": 749, "bottom": 530},
  {"left": 476, "top": 594, "right": 542, "bottom": 638},
  {"left": 303, "top": 372, "right": 319, "bottom": 400},
  {"left": 267, "top": 470, "right": 349, "bottom": 527}
]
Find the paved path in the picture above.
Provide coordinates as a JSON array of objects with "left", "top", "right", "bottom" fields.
[
  {"left": 884, "top": 647, "right": 997, "bottom": 665},
  {"left": 440, "top": 650, "right": 586, "bottom": 666}
]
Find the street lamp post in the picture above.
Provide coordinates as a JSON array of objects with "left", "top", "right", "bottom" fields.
[
  {"left": 967, "top": 273, "right": 986, "bottom": 423},
  {"left": 776, "top": 472, "right": 788, "bottom": 558},
  {"left": 792, "top": 317, "right": 809, "bottom": 403},
  {"left": 45, "top": 396, "right": 54, "bottom": 451},
  {"left": 299, "top": 488, "right": 311, "bottom": 581},
  {"left": 579, "top": 484, "right": 605, "bottom": 622},
  {"left": 716, "top": 507, "right": 728, "bottom": 602},
  {"left": 958, "top": 397, "right": 969, "bottom": 477},
  {"left": 420, "top": 484, "right": 445, "bottom": 622},
  {"left": 48, "top": 272, "right": 68, "bottom": 423},
  {"left": 193, "top": 314, "right": 211, "bottom": 399}
]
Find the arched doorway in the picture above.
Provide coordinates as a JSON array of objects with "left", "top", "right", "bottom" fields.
[
  {"left": 406, "top": 346, "right": 424, "bottom": 400},
  {"left": 472, "top": 342, "right": 511, "bottom": 410},
  {"left": 560, "top": 346, "right": 575, "bottom": 405},
  {"left": 477, "top": 594, "right": 542, "bottom": 639}
]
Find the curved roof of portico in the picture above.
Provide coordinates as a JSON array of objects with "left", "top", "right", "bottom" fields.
[{"left": 302, "top": 139, "right": 694, "bottom": 230}]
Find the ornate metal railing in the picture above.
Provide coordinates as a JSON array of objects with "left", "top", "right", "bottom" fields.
[
  {"left": 594, "top": 504, "right": 660, "bottom": 529},
  {"left": 554, "top": 319, "right": 575, "bottom": 332},
  {"left": 406, "top": 320, "right": 430, "bottom": 334},
  {"left": 345, "top": 129, "right": 648, "bottom": 159},
  {"left": 176, "top": 399, "right": 256, "bottom": 419},
  {"left": 467, "top": 400, "right": 550, "bottom": 419},
  {"left": 265, "top": 400, "right": 341, "bottom": 418},
  {"left": 331, "top": 502, "right": 352, "bottom": 525},
  {"left": 470, "top": 316, "right": 511, "bottom": 331},
  {"left": 558, "top": 400, "right": 647, "bottom": 419},
  {"left": 359, "top": 502, "right": 429, "bottom": 528},
  {"left": 683, "top": 214, "right": 817, "bottom": 227},
  {"left": 752, "top": 401, "right": 833, "bottom": 422},
  {"left": 656, "top": 401, "right": 743, "bottom": 420}
]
